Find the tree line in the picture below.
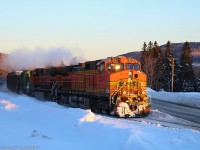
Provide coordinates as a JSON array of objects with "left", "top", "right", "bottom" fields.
[{"left": 140, "top": 41, "right": 199, "bottom": 92}]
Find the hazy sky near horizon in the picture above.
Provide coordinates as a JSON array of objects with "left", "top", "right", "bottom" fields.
[{"left": 0, "top": 0, "right": 200, "bottom": 60}]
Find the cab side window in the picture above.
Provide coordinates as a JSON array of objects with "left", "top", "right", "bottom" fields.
[
  {"left": 100, "top": 64, "right": 104, "bottom": 72},
  {"left": 126, "top": 63, "right": 140, "bottom": 70},
  {"left": 98, "top": 63, "right": 105, "bottom": 72}
]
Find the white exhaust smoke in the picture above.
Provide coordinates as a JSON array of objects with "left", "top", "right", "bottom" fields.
[{"left": 4, "top": 47, "right": 85, "bottom": 70}]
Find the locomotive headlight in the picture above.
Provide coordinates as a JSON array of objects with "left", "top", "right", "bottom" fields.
[
  {"left": 128, "top": 72, "right": 132, "bottom": 78},
  {"left": 115, "top": 65, "right": 120, "bottom": 70},
  {"left": 123, "top": 91, "right": 126, "bottom": 95},
  {"left": 142, "top": 91, "right": 145, "bottom": 94}
]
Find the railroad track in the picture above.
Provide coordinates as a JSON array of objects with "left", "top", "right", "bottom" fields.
[
  {"left": 100, "top": 112, "right": 200, "bottom": 131},
  {"left": 128, "top": 117, "right": 200, "bottom": 131}
]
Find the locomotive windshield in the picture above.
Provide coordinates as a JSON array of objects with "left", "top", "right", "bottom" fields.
[
  {"left": 126, "top": 63, "right": 140, "bottom": 70},
  {"left": 106, "top": 63, "right": 124, "bottom": 71}
]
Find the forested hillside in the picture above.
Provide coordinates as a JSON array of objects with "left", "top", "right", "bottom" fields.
[
  {"left": 123, "top": 41, "right": 200, "bottom": 92},
  {"left": 123, "top": 42, "right": 200, "bottom": 66}
]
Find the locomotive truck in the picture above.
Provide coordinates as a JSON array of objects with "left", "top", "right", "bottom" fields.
[{"left": 7, "top": 56, "right": 151, "bottom": 117}]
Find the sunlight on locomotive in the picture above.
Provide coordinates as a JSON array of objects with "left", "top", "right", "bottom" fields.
[{"left": 6, "top": 56, "right": 151, "bottom": 118}]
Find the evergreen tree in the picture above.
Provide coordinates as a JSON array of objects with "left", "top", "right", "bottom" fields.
[
  {"left": 142, "top": 42, "right": 147, "bottom": 52},
  {"left": 141, "top": 42, "right": 147, "bottom": 71},
  {"left": 146, "top": 41, "right": 157, "bottom": 88},
  {"left": 140, "top": 41, "right": 157, "bottom": 88},
  {"left": 173, "top": 59, "right": 181, "bottom": 92},
  {"left": 179, "top": 41, "right": 196, "bottom": 91},
  {"left": 152, "top": 41, "right": 159, "bottom": 57},
  {"left": 147, "top": 41, "right": 153, "bottom": 53},
  {"left": 164, "top": 41, "right": 174, "bottom": 91},
  {"left": 152, "top": 41, "right": 165, "bottom": 91}
]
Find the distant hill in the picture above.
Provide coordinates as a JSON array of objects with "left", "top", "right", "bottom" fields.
[
  {"left": 122, "top": 42, "right": 200, "bottom": 66},
  {"left": 161, "top": 42, "right": 200, "bottom": 66}
]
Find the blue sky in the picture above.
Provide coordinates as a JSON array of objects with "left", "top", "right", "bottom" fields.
[{"left": 0, "top": 0, "right": 200, "bottom": 60}]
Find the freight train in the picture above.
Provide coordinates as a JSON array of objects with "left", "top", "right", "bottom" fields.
[{"left": 7, "top": 56, "right": 151, "bottom": 117}]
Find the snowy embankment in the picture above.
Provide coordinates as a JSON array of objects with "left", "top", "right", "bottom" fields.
[
  {"left": 0, "top": 91, "right": 200, "bottom": 150},
  {"left": 147, "top": 88, "right": 200, "bottom": 108}
]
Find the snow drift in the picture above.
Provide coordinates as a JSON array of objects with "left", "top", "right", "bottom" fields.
[
  {"left": 147, "top": 88, "right": 200, "bottom": 108},
  {"left": 0, "top": 91, "right": 200, "bottom": 150}
]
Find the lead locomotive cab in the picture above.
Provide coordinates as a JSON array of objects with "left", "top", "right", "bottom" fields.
[{"left": 96, "top": 56, "right": 151, "bottom": 117}]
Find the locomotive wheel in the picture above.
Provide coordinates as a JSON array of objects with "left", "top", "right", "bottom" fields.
[
  {"left": 95, "top": 108, "right": 102, "bottom": 113},
  {"left": 105, "top": 108, "right": 111, "bottom": 115},
  {"left": 91, "top": 107, "right": 95, "bottom": 113}
]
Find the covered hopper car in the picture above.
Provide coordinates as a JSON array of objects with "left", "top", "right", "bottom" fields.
[{"left": 7, "top": 56, "right": 151, "bottom": 117}]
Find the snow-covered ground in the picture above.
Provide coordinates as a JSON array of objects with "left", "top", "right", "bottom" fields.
[
  {"left": 147, "top": 88, "right": 200, "bottom": 108},
  {"left": 0, "top": 89, "right": 200, "bottom": 150}
]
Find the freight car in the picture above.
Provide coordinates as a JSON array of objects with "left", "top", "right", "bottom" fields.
[{"left": 7, "top": 56, "right": 151, "bottom": 117}]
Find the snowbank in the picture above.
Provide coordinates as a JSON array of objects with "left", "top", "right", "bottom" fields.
[
  {"left": 0, "top": 91, "right": 200, "bottom": 150},
  {"left": 147, "top": 88, "right": 200, "bottom": 108}
]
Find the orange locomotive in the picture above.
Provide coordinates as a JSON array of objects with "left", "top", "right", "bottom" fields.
[{"left": 7, "top": 56, "right": 151, "bottom": 117}]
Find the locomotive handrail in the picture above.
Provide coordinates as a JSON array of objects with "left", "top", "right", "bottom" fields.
[
  {"left": 55, "top": 83, "right": 63, "bottom": 97},
  {"left": 109, "top": 81, "right": 126, "bottom": 105},
  {"left": 51, "top": 81, "right": 63, "bottom": 99},
  {"left": 51, "top": 81, "right": 57, "bottom": 94}
]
